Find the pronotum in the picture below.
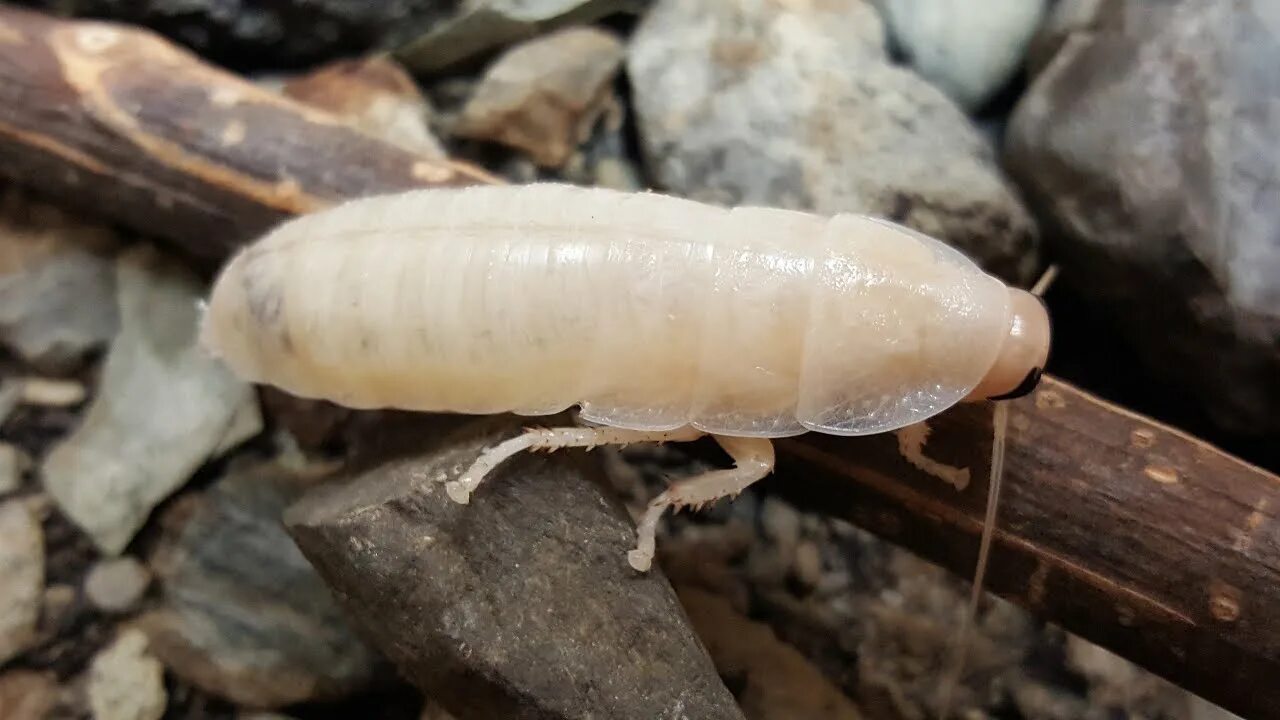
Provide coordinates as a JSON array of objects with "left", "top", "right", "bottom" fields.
[{"left": 199, "top": 182, "right": 1052, "bottom": 575}]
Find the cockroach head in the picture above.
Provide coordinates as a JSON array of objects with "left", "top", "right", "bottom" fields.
[{"left": 966, "top": 288, "right": 1051, "bottom": 402}]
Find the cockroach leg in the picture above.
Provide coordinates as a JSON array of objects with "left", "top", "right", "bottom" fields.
[
  {"left": 627, "top": 435, "right": 775, "bottom": 572},
  {"left": 446, "top": 425, "right": 707, "bottom": 505}
]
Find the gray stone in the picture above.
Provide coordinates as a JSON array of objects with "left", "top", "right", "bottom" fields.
[
  {"left": 0, "top": 443, "right": 31, "bottom": 494},
  {"left": 138, "top": 459, "right": 381, "bottom": 709},
  {"left": 454, "top": 26, "right": 625, "bottom": 168},
  {"left": 0, "top": 187, "right": 119, "bottom": 373},
  {"left": 1005, "top": 0, "right": 1280, "bottom": 434},
  {"left": 627, "top": 0, "right": 1040, "bottom": 283},
  {"left": 41, "top": 245, "right": 262, "bottom": 555},
  {"left": 0, "top": 500, "right": 43, "bottom": 664},
  {"left": 395, "top": 0, "right": 644, "bottom": 75},
  {"left": 85, "top": 557, "right": 152, "bottom": 614},
  {"left": 873, "top": 0, "right": 1049, "bottom": 111},
  {"left": 285, "top": 414, "right": 745, "bottom": 720},
  {"left": 20, "top": 0, "right": 460, "bottom": 69},
  {"left": 87, "top": 629, "right": 167, "bottom": 720}
]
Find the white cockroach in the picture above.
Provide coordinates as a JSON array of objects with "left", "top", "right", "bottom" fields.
[{"left": 199, "top": 182, "right": 1051, "bottom": 575}]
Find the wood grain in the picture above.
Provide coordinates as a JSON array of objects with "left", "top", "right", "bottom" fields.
[
  {"left": 769, "top": 377, "right": 1280, "bottom": 720},
  {"left": 0, "top": 4, "right": 496, "bottom": 264},
  {"left": 1, "top": 6, "right": 1276, "bottom": 718}
]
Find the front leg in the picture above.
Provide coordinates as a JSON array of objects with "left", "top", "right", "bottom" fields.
[{"left": 446, "top": 425, "right": 707, "bottom": 504}]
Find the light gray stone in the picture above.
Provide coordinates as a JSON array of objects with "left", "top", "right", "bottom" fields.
[
  {"left": 628, "top": 0, "right": 1040, "bottom": 282},
  {"left": 88, "top": 629, "right": 167, "bottom": 720},
  {"left": 874, "top": 0, "right": 1049, "bottom": 111},
  {"left": 42, "top": 245, "right": 261, "bottom": 555},
  {"left": 0, "top": 187, "right": 119, "bottom": 372}
]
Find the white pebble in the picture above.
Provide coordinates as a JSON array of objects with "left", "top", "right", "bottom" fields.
[{"left": 85, "top": 557, "right": 151, "bottom": 613}]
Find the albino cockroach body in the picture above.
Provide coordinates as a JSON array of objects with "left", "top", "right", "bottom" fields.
[{"left": 201, "top": 182, "right": 1051, "bottom": 571}]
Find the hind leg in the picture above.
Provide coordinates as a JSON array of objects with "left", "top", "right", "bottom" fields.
[
  {"left": 446, "top": 425, "right": 706, "bottom": 504},
  {"left": 627, "top": 435, "right": 775, "bottom": 572}
]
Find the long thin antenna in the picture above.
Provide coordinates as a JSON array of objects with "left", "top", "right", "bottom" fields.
[
  {"left": 935, "top": 266, "right": 1054, "bottom": 717},
  {"left": 936, "top": 400, "right": 1009, "bottom": 718}
]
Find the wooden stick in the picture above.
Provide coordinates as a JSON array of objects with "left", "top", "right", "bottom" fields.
[
  {"left": 769, "top": 379, "right": 1280, "bottom": 720},
  {"left": 1, "top": 6, "right": 1276, "bottom": 718},
  {"left": 0, "top": 4, "right": 497, "bottom": 266}
]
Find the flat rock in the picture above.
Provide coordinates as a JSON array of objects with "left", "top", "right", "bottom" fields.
[
  {"left": 0, "top": 500, "right": 43, "bottom": 664},
  {"left": 138, "top": 459, "right": 380, "bottom": 709},
  {"left": 85, "top": 557, "right": 152, "bottom": 614},
  {"left": 0, "top": 442, "right": 31, "bottom": 494},
  {"left": 874, "top": 0, "right": 1049, "bottom": 112},
  {"left": 679, "top": 587, "right": 864, "bottom": 720},
  {"left": 455, "top": 26, "right": 625, "bottom": 167},
  {"left": 395, "top": 0, "right": 642, "bottom": 75},
  {"left": 0, "top": 670, "right": 59, "bottom": 720},
  {"left": 0, "top": 186, "right": 119, "bottom": 373},
  {"left": 88, "top": 629, "right": 167, "bottom": 720},
  {"left": 285, "top": 415, "right": 745, "bottom": 720},
  {"left": 1005, "top": 0, "right": 1280, "bottom": 433},
  {"left": 41, "top": 245, "right": 262, "bottom": 555},
  {"left": 281, "top": 55, "right": 448, "bottom": 160},
  {"left": 627, "top": 0, "right": 1039, "bottom": 283}
]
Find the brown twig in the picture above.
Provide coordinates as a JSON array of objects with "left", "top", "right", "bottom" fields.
[{"left": 1, "top": 6, "right": 1277, "bottom": 718}]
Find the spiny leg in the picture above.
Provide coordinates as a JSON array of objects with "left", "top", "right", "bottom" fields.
[
  {"left": 446, "top": 425, "right": 706, "bottom": 504},
  {"left": 627, "top": 435, "right": 776, "bottom": 572}
]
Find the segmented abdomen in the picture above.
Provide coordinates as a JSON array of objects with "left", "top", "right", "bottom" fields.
[{"left": 201, "top": 184, "right": 1009, "bottom": 437}]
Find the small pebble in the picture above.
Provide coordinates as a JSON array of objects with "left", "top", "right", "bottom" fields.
[
  {"left": 88, "top": 629, "right": 167, "bottom": 720},
  {"left": 85, "top": 557, "right": 151, "bottom": 614},
  {"left": 760, "top": 497, "right": 802, "bottom": 554},
  {"left": 19, "top": 377, "right": 86, "bottom": 407},
  {"left": 793, "top": 540, "right": 824, "bottom": 590},
  {"left": 0, "top": 443, "right": 31, "bottom": 494}
]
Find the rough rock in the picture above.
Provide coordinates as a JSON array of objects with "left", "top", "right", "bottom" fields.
[
  {"left": 627, "top": 0, "right": 1039, "bottom": 283},
  {"left": 395, "top": 0, "right": 642, "bottom": 75},
  {"left": 874, "top": 0, "right": 1049, "bottom": 111},
  {"left": 41, "top": 245, "right": 262, "bottom": 555},
  {"left": 0, "top": 442, "right": 31, "bottom": 494},
  {"left": 0, "top": 670, "right": 59, "bottom": 720},
  {"left": 1005, "top": 0, "right": 1280, "bottom": 433},
  {"left": 85, "top": 557, "right": 152, "bottom": 614},
  {"left": 679, "top": 587, "right": 864, "bottom": 720},
  {"left": 285, "top": 414, "right": 745, "bottom": 720},
  {"left": 138, "top": 459, "right": 380, "bottom": 709},
  {"left": 280, "top": 55, "right": 448, "bottom": 159},
  {"left": 454, "top": 26, "right": 625, "bottom": 167},
  {"left": 0, "top": 500, "right": 43, "bottom": 664},
  {"left": 0, "top": 186, "right": 119, "bottom": 372},
  {"left": 87, "top": 629, "right": 167, "bottom": 720}
]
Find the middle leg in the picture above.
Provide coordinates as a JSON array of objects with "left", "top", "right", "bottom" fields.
[{"left": 627, "top": 434, "right": 776, "bottom": 572}]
